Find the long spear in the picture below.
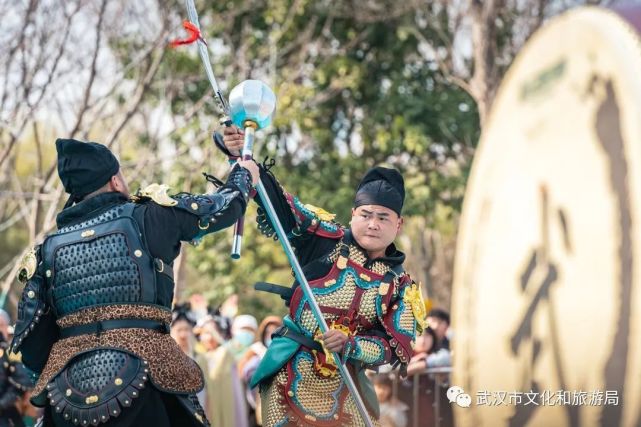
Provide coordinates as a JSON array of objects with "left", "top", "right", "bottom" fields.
[{"left": 178, "top": 0, "right": 248, "bottom": 258}]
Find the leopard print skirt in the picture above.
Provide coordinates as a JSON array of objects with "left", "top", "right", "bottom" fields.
[{"left": 33, "top": 304, "right": 203, "bottom": 397}]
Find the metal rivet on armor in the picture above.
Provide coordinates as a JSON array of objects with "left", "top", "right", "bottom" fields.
[
  {"left": 64, "top": 414, "right": 69, "bottom": 419},
  {"left": 27, "top": 290, "right": 35, "bottom": 299},
  {"left": 93, "top": 420, "right": 97, "bottom": 423},
  {"left": 102, "top": 416, "right": 106, "bottom": 420},
  {"left": 73, "top": 419, "right": 77, "bottom": 423},
  {"left": 139, "top": 383, "right": 143, "bottom": 387},
  {"left": 134, "top": 250, "right": 142, "bottom": 258},
  {"left": 287, "top": 391, "right": 294, "bottom": 397},
  {"left": 81, "top": 229, "right": 95, "bottom": 238},
  {"left": 191, "top": 202, "right": 198, "bottom": 210},
  {"left": 113, "top": 411, "right": 117, "bottom": 415},
  {"left": 65, "top": 389, "right": 72, "bottom": 396},
  {"left": 56, "top": 406, "right": 60, "bottom": 411},
  {"left": 46, "top": 270, "right": 51, "bottom": 278},
  {"left": 132, "top": 391, "right": 137, "bottom": 396},
  {"left": 85, "top": 395, "right": 98, "bottom": 404},
  {"left": 143, "top": 361, "right": 148, "bottom": 365},
  {"left": 114, "top": 378, "right": 123, "bottom": 386},
  {"left": 142, "top": 376, "right": 147, "bottom": 380}
]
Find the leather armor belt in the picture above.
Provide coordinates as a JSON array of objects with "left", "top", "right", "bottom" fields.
[
  {"left": 60, "top": 319, "right": 169, "bottom": 339},
  {"left": 271, "top": 325, "right": 323, "bottom": 352}
]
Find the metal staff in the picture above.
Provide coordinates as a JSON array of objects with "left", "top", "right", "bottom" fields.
[
  {"left": 228, "top": 80, "right": 375, "bottom": 427},
  {"left": 228, "top": 80, "right": 275, "bottom": 258},
  {"left": 184, "top": 0, "right": 231, "bottom": 123},
  {"left": 183, "top": 0, "right": 248, "bottom": 257}
]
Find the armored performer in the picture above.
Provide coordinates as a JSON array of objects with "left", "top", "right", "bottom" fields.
[
  {"left": 220, "top": 127, "right": 425, "bottom": 426},
  {"left": 12, "top": 138, "right": 258, "bottom": 427}
]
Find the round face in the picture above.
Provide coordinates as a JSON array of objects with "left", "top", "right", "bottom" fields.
[
  {"left": 170, "top": 319, "right": 193, "bottom": 350},
  {"left": 427, "top": 316, "right": 449, "bottom": 340},
  {"left": 374, "top": 383, "right": 392, "bottom": 403},
  {"left": 414, "top": 331, "right": 434, "bottom": 354},
  {"left": 350, "top": 205, "right": 402, "bottom": 256}
]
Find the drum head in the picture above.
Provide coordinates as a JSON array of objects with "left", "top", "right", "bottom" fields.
[{"left": 452, "top": 6, "right": 641, "bottom": 427}]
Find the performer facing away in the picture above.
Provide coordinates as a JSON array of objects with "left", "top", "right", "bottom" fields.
[
  {"left": 12, "top": 138, "right": 258, "bottom": 427},
  {"left": 220, "top": 127, "right": 425, "bottom": 427}
]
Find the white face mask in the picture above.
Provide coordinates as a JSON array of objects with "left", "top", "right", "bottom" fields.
[{"left": 234, "top": 330, "right": 255, "bottom": 347}]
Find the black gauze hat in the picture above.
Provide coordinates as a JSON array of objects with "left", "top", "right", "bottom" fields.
[
  {"left": 354, "top": 166, "right": 405, "bottom": 215},
  {"left": 56, "top": 138, "right": 120, "bottom": 197}
]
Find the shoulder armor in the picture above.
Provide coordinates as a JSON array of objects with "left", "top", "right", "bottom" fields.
[
  {"left": 285, "top": 193, "right": 344, "bottom": 239},
  {"left": 12, "top": 246, "right": 47, "bottom": 353},
  {"left": 171, "top": 188, "right": 238, "bottom": 217},
  {"left": 17, "top": 247, "right": 38, "bottom": 284},
  {"left": 131, "top": 183, "right": 177, "bottom": 207},
  {"left": 402, "top": 280, "right": 427, "bottom": 332}
]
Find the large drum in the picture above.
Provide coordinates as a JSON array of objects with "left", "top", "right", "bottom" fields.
[{"left": 452, "top": 6, "right": 641, "bottom": 427}]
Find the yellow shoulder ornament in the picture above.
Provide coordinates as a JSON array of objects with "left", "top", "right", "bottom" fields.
[
  {"left": 303, "top": 204, "right": 336, "bottom": 222},
  {"left": 403, "top": 282, "right": 427, "bottom": 331},
  {"left": 17, "top": 247, "right": 37, "bottom": 284},
  {"left": 133, "top": 183, "right": 177, "bottom": 207}
]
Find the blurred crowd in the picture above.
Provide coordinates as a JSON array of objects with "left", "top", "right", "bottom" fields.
[
  {"left": 0, "top": 296, "right": 453, "bottom": 427},
  {"left": 0, "top": 309, "right": 40, "bottom": 426},
  {"left": 170, "top": 296, "right": 454, "bottom": 427}
]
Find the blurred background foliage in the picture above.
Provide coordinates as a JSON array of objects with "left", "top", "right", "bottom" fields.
[{"left": 0, "top": 0, "right": 610, "bottom": 320}]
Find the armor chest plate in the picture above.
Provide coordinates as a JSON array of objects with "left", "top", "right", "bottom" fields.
[
  {"left": 42, "top": 204, "right": 157, "bottom": 316},
  {"left": 290, "top": 247, "right": 392, "bottom": 338}
]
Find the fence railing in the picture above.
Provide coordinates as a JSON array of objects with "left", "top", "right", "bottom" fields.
[{"left": 390, "top": 366, "right": 453, "bottom": 427}]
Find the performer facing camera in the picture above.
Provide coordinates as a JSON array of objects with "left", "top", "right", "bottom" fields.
[
  {"left": 12, "top": 138, "right": 258, "bottom": 427},
  {"left": 219, "top": 126, "right": 425, "bottom": 427}
]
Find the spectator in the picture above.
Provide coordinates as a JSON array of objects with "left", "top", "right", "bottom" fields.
[
  {"left": 238, "top": 316, "right": 282, "bottom": 426},
  {"left": 407, "top": 327, "right": 451, "bottom": 376},
  {"left": 0, "top": 309, "right": 36, "bottom": 427},
  {"left": 426, "top": 308, "right": 450, "bottom": 350},
  {"left": 197, "top": 315, "right": 248, "bottom": 427},
  {"left": 226, "top": 314, "right": 258, "bottom": 361},
  {"left": 170, "top": 303, "right": 197, "bottom": 356},
  {"left": 373, "top": 374, "right": 408, "bottom": 427}
]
